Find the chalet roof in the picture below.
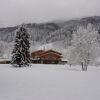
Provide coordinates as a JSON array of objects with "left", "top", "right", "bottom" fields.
[
  {"left": 31, "top": 49, "right": 62, "bottom": 58},
  {"left": 0, "top": 58, "right": 10, "bottom": 61},
  {"left": 31, "top": 50, "right": 45, "bottom": 57},
  {"left": 40, "top": 49, "right": 62, "bottom": 56},
  {"left": 31, "top": 50, "right": 45, "bottom": 54},
  {"left": 39, "top": 51, "right": 62, "bottom": 57}
]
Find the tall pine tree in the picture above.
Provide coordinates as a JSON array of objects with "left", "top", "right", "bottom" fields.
[{"left": 11, "top": 24, "right": 31, "bottom": 67}]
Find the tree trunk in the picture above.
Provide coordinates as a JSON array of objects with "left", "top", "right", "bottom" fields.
[
  {"left": 85, "top": 65, "right": 88, "bottom": 71},
  {"left": 19, "top": 64, "right": 21, "bottom": 67},
  {"left": 84, "top": 60, "right": 88, "bottom": 71},
  {"left": 81, "top": 62, "right": 84, "bottom": 71}
]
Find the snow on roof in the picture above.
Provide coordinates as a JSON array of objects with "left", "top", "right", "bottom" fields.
[{"left": 0, "top": 58, "right": 10, "bottom": 61}]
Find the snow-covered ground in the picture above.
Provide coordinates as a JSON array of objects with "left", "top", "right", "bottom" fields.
[{"left": 0, "top": 64, "right": 100, "bottom": 100}]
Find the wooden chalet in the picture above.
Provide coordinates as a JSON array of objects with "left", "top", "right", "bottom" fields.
[
  {"left": 31, "top": 49, "right": 62, "bottom": 64},
  {"left": 0, "top": 58, "right": 11, "bottom": 64}
]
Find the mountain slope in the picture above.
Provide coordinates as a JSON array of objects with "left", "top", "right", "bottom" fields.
[
  {"left": 46, "top": 16, "right": 100, "bottom": 48},
  {"left": 0, "top": 16, "right": 100, "bottom": 49},
  {"left": 0, "top": 23, "right": 60, "bottom": 42}
]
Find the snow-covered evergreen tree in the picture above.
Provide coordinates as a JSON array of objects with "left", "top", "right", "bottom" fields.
[
  {"left": 11, "top": 24, "right": 31, "bottom": 67},
  {"left": 68, "top": 24, "right": 99, "bottom": 71}
]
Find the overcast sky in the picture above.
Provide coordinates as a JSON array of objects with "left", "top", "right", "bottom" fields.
[{"left": 0, "top": 0, "right": 100, "bottom": 27}]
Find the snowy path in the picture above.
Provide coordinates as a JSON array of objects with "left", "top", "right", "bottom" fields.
[{"left": 0, "top": 64, "right": 100, "bottom": 100}]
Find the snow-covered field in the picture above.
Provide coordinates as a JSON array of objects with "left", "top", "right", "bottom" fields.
[{"left": 0, "top": 64, "right": 100, "bottom": 100}]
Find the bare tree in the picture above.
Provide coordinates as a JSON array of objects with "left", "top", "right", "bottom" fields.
[{"left": 68, "top": 24, "right": 99, "bottom": 71}]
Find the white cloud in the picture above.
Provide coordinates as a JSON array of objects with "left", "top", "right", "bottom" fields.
[{"left": 0, "top": 0, "right": 100, "bottom": 27}]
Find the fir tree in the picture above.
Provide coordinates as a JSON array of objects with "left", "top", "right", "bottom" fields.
[{"left": 11, "top": 24, "right": 31, "bottom": 67}]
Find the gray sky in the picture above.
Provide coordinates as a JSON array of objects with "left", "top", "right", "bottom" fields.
[{"left": 0, "top": 0, "right": 100, "bottom": 27}]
